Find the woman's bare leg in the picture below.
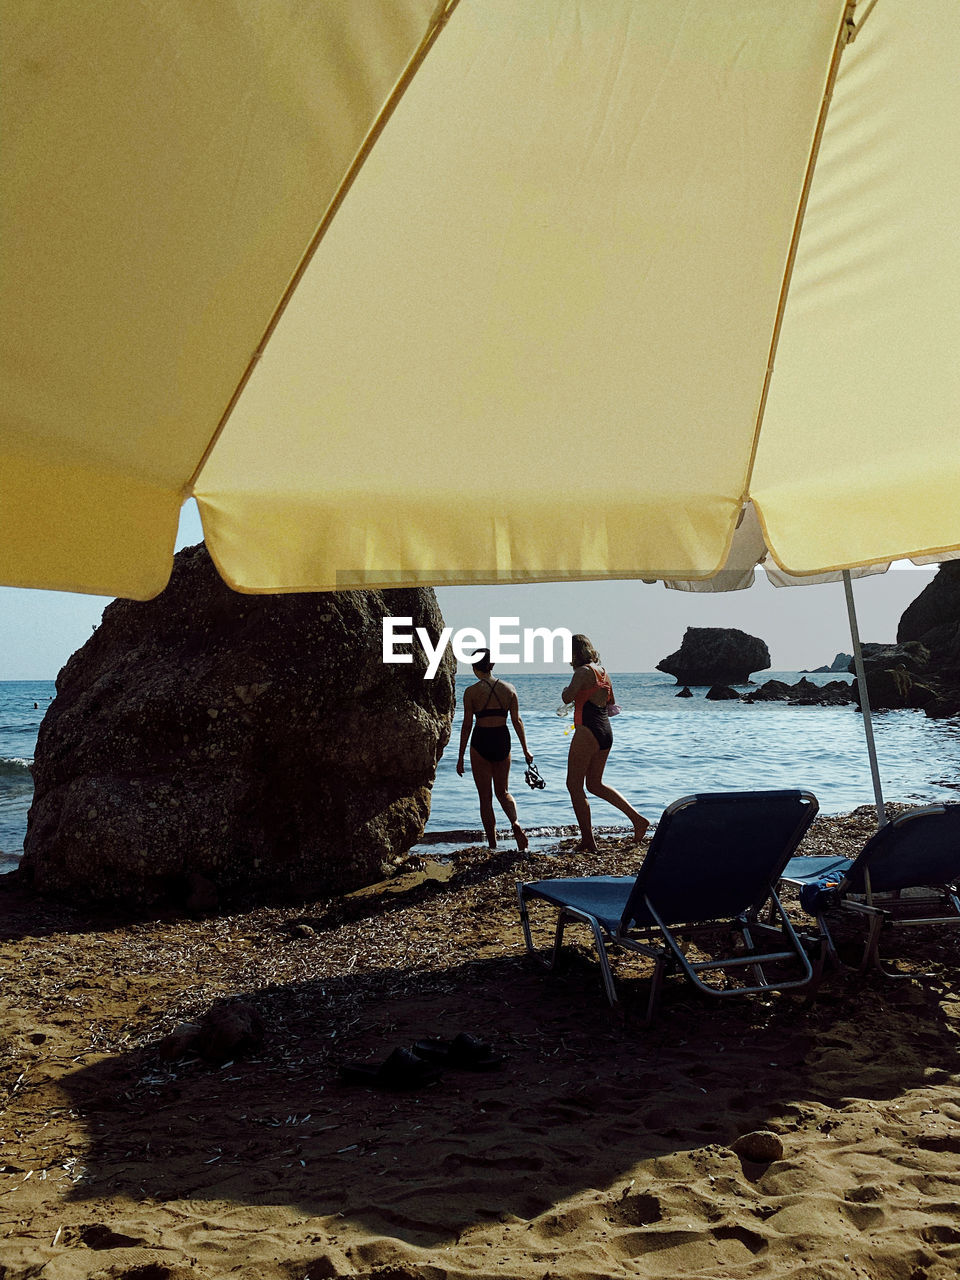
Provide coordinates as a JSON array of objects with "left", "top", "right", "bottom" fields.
[
  {"left": 470, "top": 749, "right": 498, "bottom": 848},
  {"left": 566, "top": 728, "right": 599, "bottom": 852},
  {"left": 491, "top": 755, "right": 528, "bottom": 852},
  {"left": 585, "top": 750, "right": 649, "bottom": 842}
]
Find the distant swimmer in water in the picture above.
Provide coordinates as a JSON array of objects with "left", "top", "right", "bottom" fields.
[
  {"left": 456, "top": 649, "right": 533, "bottom": 852},
  {"left": 561, "top": 633, "right": 649, "bottom": 853}
]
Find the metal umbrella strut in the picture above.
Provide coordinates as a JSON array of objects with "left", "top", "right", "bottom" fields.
[
  {"left": 842, "top": 570, "right": 886, "bottom": 828},
  {"left": 664, "top": 501, "right": 894, "bottom": 825}
]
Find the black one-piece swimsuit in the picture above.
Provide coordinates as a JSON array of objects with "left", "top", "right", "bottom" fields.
[
  {"left": 471, "top": 680, "right": 511, "bottom": 762},
  {"left": 581, "top": 699, "right": 613, "bottom": 751}
]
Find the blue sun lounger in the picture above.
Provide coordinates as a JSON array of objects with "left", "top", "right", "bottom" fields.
[
  {"left": 780, "top": 803, "right": 960, "bottom": 972},
  {"left": 517, "top": 790, "right": 820, "bottom": 1020}
]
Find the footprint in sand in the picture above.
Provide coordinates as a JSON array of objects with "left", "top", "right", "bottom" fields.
[
  {"left": 840, "top": 1199, "right": 886, "bottom": 1231},
  {"left": 606, "top": 1191, "right": 663, "bottom": 1228}
]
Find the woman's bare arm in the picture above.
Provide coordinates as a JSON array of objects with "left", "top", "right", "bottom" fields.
[
  {"left": 456, "top": 690, "right": 474, "bottom": 775},
  {"left": 562, "top": 665, "right": 594, "bottom": 703},
  {"left": 508, "top": 689, "right": 533, "bottom": 763}
]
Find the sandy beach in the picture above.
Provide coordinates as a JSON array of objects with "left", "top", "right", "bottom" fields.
[{"left": 2, "top": 807, "right": 959, "bottom": 1280}]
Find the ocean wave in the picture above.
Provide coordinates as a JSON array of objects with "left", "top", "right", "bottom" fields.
[
  {"left": 414, "top": 823, "right": 637, "bottom": 860},
  {"left": 0, "top": 757, "right": 32, "bottom": 776},
  {"left": 418, "top": 824, "right": 581, "bottom": 844}
]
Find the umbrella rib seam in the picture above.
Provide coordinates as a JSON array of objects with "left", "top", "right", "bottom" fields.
[
  {"left": 742, "top": 0, "right": 856, "bottom": 511},
  {"left": 185, "top": 0, "right": 461, "bottom": 497}
]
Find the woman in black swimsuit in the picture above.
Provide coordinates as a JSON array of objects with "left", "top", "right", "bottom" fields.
[
  {"left": 456, "top": 649, "right": 533, "bottom": 852},
  {"left": 561, "top": 633, "right": 648, "bottom": 853}
]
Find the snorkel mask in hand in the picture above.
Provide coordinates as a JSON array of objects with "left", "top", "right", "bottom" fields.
[{"left": 524, "top": 763, "right": 546, "bottom": 790}]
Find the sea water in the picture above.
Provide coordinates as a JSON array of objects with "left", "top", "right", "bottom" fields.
[
  {"left": 424, "top": 671, "right": 960, "bottom": 852},
  {"left": 0, "top": 681, "right": 55, "bottom": 873},
  {"left": 3, "top": 673, "right": 960, "bottom": 873}
]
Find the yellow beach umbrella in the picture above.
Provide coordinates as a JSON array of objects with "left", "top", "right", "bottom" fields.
[{"left": 2, "top": 0, "right": 959, "bottom": 600}]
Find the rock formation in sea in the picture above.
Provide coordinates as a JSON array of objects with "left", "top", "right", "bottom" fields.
[
  {"left": 20, "top": 544, "right": 456, "bottom": 908},
  {"left": 893, "top": 560, "right": 960, "bottom": 716},
  {"left": 847, "top": 642, "right": 937, "bottom": 712},
  {"left": 808, "top": 652, "right": 853, "bottom": 673},
  {"left": 656, "top": 627, "right": 770, "bottom": 686},
  {"left": 742, "top": 677, "right": 855, "bottom": 706},
  {"left": 795, "top": 678, "right": 856, "bottom": 707},
  {"left": 898, "top": 561, "right": 960, "bottom": 646},
  {"left": 742, "top": 679, "right": 793, "bottom": 703},
  {"left": 814, "top": 562, "right": 960, "bottom": 715},
  {"left": 699, "top": 677, "right": 856, "bottom": 706},
  {"left": 705, "top": 684, "right": 740, "bottom": 701}
]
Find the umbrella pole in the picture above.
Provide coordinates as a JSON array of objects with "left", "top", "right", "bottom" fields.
[{"left": 842, "top": 569, "right": 887, "bottom": 828}]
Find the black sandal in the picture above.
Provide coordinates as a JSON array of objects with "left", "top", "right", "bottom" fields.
[
  {"left": 340, "top": 1046, "right": 442, "bottom": 1090},
  {"left": 411, "top": 1033, "right": 504, "bottom": 1071}
]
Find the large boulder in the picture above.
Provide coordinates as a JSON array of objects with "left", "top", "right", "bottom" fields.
[
  {"left": 898, "top": 561, "right": 960, "bottom": 648},
  {"left": 896, "top": 564, "right": 960, "bottom": 715},
  {"left": 808, "top": 563, "right": 960, "bottom": 715},
  {"left": 656, "top": 627, "right": 770, "bottom": 686},
  {"left": 895, "top": 562, "right": 960, "bottom": 714},
  {"left": 853, "top": 641, "right": 930, "bottom": 675},
  {"left": 847, "top": 641, "right": 936, "bottom": 711},
  {"left": 20, "top": 545, "right": 455, "bottom": 908}
]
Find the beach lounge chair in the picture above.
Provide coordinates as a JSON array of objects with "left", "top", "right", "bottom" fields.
[
  {"left": 780, "top": 803, "right": 960, "bottom": 972},
  {"left": 517, "top": 790, "right": 820, "bottom": 1019}
]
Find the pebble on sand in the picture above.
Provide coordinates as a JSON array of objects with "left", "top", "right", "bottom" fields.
[{"left": 730, "top": 1130, "right": 784, "bottom": 1162}]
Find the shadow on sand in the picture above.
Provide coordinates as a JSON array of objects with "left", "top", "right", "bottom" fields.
[{"left": 55, "top": 943, "right": 960, "bottom": 1248}]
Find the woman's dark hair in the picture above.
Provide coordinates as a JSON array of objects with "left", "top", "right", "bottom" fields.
[
  {"left": 571, "top": 633, "right": 600, "bottom": 667},
  {"left": 471, "top": 648, "right": 494, "bottom": 674}
]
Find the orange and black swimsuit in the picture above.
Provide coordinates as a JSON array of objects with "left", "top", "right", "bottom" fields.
[
  {"left": 574, "top": 664, "right": 614, "bottom": 750},
  {"left": 471, "top": 680, "right": 511, "bottom": 763}
]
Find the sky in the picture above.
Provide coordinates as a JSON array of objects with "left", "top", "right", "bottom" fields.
[
  {"left": 436, "top": 567, "right": 934, "bottom": 676},
  {"left": 0, "top": 499, "right": 935, "bottom": 681}
]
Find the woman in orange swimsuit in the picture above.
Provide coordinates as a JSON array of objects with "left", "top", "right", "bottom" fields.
[
  {"left": 561, "top": 633, "right": 649, "bottom": 853},
  {"left": 456, "top": 649, "right": 532, "bottom": 852}
]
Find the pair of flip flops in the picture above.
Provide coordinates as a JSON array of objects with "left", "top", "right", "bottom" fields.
[{"left": 340, "top": 1033, "right": 504, "bottom": 1090}]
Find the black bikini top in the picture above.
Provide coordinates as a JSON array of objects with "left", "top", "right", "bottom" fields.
[{"left": 475, "top": 679, "right": 508, "bottom": 719}]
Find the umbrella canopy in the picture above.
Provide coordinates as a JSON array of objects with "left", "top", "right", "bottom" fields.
[{"left": 3, "top": 0, "right": 959, "bottom": 599}]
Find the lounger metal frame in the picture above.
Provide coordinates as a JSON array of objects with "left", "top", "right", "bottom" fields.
[
  {"left": 517, "top": 790, "right": 821, "bottom": 1019},
  {"left": 781, "top": 803, "right": 960, "bottom": 973}
]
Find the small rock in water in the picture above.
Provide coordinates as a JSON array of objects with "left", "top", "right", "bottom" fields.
[
  {"left": 705, "top": 684, "right": 741, "bottom": 701},
  {"left": 676, "top": 686, "right": 693, "bottom": 698}
]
